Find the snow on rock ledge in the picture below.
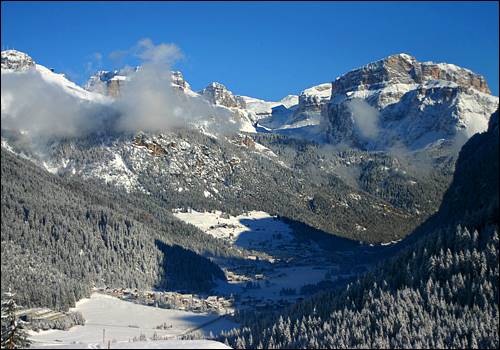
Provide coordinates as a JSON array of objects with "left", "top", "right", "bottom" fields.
[{"left": 1, "top": 50, "right": 35, "bottom": 71}]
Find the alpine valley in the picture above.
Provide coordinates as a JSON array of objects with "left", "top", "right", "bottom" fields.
[{"left": 1, "top": 49, "right": 498, "bottom": 349}]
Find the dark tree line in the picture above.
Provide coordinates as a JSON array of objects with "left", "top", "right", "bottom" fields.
[
  {"left": 221, "top": 224, "right": 498, "bottom": 349},
  {"left": 1, "top": 149, "right": 244, "bottom": 311}
]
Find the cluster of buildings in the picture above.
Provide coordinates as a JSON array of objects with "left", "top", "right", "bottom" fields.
[
  {"left": 95, "top": 288, "right": 234, "bottom": 315},
  {"left": 154, "top": 292, "right": 234, "bottom": 315}
]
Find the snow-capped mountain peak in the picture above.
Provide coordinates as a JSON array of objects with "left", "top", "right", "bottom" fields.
[
  {"left": 199, "top": 82, "right": 247, "bottom": 109},
  {"left": 3, "top": 50, "right": 497, "bottom": 153},
  {"left": 1, "top": 50, "right": 109, "bottom": 103},
  {"left": 323, "top": 53, "right": 498, "bottom": 149},
  {"left": 1, "top": 50, "right": 35, "bottom": 71},
  {"left": 332, "top": 53, "right": 491, "bottom": 96}
]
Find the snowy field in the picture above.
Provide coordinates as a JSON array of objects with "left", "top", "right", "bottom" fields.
[
  {"left": 174, "top": 209, "right": 342, "bottom": 302},
  {"left": 31, "top": 340, "right": 230, "bottom": 349},
  {"left": 172, "top": 210, "right": 294, "bottom": 251},
  {"left": 30, "top": 293, "right": 235, "bottom": 349}
]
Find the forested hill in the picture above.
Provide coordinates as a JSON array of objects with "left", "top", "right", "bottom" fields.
[
  {"left": 0, "top": 149, "right": 242, "bottom": 311},
  {"left": 401, "top": 109, "right": 500, "bottom": 249},
  {"left": 435, "top": 110, "right": 499, "bottom": 229},
  {"left": 219, "top": 110, "right": 499, "bottom": 349}
]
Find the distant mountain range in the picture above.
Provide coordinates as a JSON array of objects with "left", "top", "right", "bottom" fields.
[
  {"left": 1, "top": 49, "right": 498, "bottom": 245},
  {"left": 80, "top": 51, "right": 498, "bottom": 149}
]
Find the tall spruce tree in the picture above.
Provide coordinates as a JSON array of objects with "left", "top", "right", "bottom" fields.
[{"left": 1, "top": 290, "right": 31, "bottom": 349}]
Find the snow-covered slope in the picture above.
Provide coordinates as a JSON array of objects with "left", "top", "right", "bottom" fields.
[
  {"left": 254, "top": 83, "right": 331, "bottom": 132},
  {"left": 238, "top": 94, "right": 299, "bottom": 117},
  {"left": 173, "top": 210, "right": 294, "bottom": 250},
  {"left": 32, "top": 340, "right": 231, "bottom": 349},
  {"left": 1, "top": 50, "right": 109, "bottom": 103},
  {"left": 34, "top": 64, "right": 110, "bottom": 102},
  {"left": 197, "top": 80, "right": 332, "bottom": 133}
]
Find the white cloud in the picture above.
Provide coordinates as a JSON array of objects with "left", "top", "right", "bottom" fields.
[
  {"left": 135, "top": 38, "right": 183, "bottom": 65},
  {"left": 1, "top": 69, "right": 109, "bottom": 142},
  {"left": 347, "top": 98, "right": 380, "bottom": 139},
  {"left": 1, "top": 38, "right": 240, "bottom": 146}
]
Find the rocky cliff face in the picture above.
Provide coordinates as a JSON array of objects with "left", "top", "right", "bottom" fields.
[
  {"left": 171, "top": 71, "right": 191, "bottom": 92},
  {"left": 297, "top": 83, "right": 332, "bottom": 112},
  {"left": 286, "top": 83, "right": 332, "bottom": 128},
  {"left": 84, "top": 69, "right": 132, "bottom": 97},
  {"left": 330, "top": 53, "right": 490, "bottom": 97},
  {"left": 85, "top": 69, "right": 191, "bottom": 97},
  {"left": 322, "top": 53, "right": 498, "bottom": 150},
  {"left": 1, "top": 50, "right": 36, "bottom": 71},
  {"left": 84, "top": 70, "right": 117, "bottom": 94},
  {"left": 199, "top": 82, "right": 247, "bottom": 109}
]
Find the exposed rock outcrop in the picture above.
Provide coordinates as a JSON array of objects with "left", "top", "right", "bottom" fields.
[
  {"left": 85, "top": 68, "right": 191, "bottom": 97},
  {"left": 171, "top": 71, "right": 191, "bottom": 92},
  {"left": 322, "top": 53, "right": 498, "bottom": 150},
  {"left": 199, "top": 82, "right": 247, "bottom": 109},
  {"left": 297, "top": 83, "right": 332, "bottom": 113},
  {"left": 330, "top": 53, "right": 490, "bottom": 96},
  {"left": 1, "top": 50, "right": 36, "bottom": 71},
  {"left": 133, "top": 134, "right": 167, "bottom": 156}
]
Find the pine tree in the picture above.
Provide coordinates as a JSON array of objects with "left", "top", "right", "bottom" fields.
[{"left": 1, "top": 290, "right": 31, "bottom": 349}]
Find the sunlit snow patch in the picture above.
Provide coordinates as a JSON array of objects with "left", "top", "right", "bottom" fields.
[{"left": 29, "top": 293, "right": 234, "bottom": 349}]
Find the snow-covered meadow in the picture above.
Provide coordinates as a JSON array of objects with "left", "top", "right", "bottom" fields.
[
  {"left": 29, "top": 293, "right": 235, "bottom": 349},
  {"left": 172, "top": 210, "right": 294, "bottom": 251},
  {"left": 173, "top": 209, "right": 343, "bottom": 302}
]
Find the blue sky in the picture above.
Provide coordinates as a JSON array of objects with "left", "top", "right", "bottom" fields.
[{"left": 2, "top": 1, "right": 498, "bottom": 100}]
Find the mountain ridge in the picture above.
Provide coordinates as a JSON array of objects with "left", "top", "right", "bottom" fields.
[{"left": 1, "top": 49, "right": 497, "bottom": 245}]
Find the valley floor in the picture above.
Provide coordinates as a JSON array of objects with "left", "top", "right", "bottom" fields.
[
  {"left": 173, "top": 209, "right": 388, "bottom": 308},
  {"left": 30, "top": 209, "right": 398, "bottom": 349},
  {"left": 29, "top": 293, "right": 234, "bottom": 349}
]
